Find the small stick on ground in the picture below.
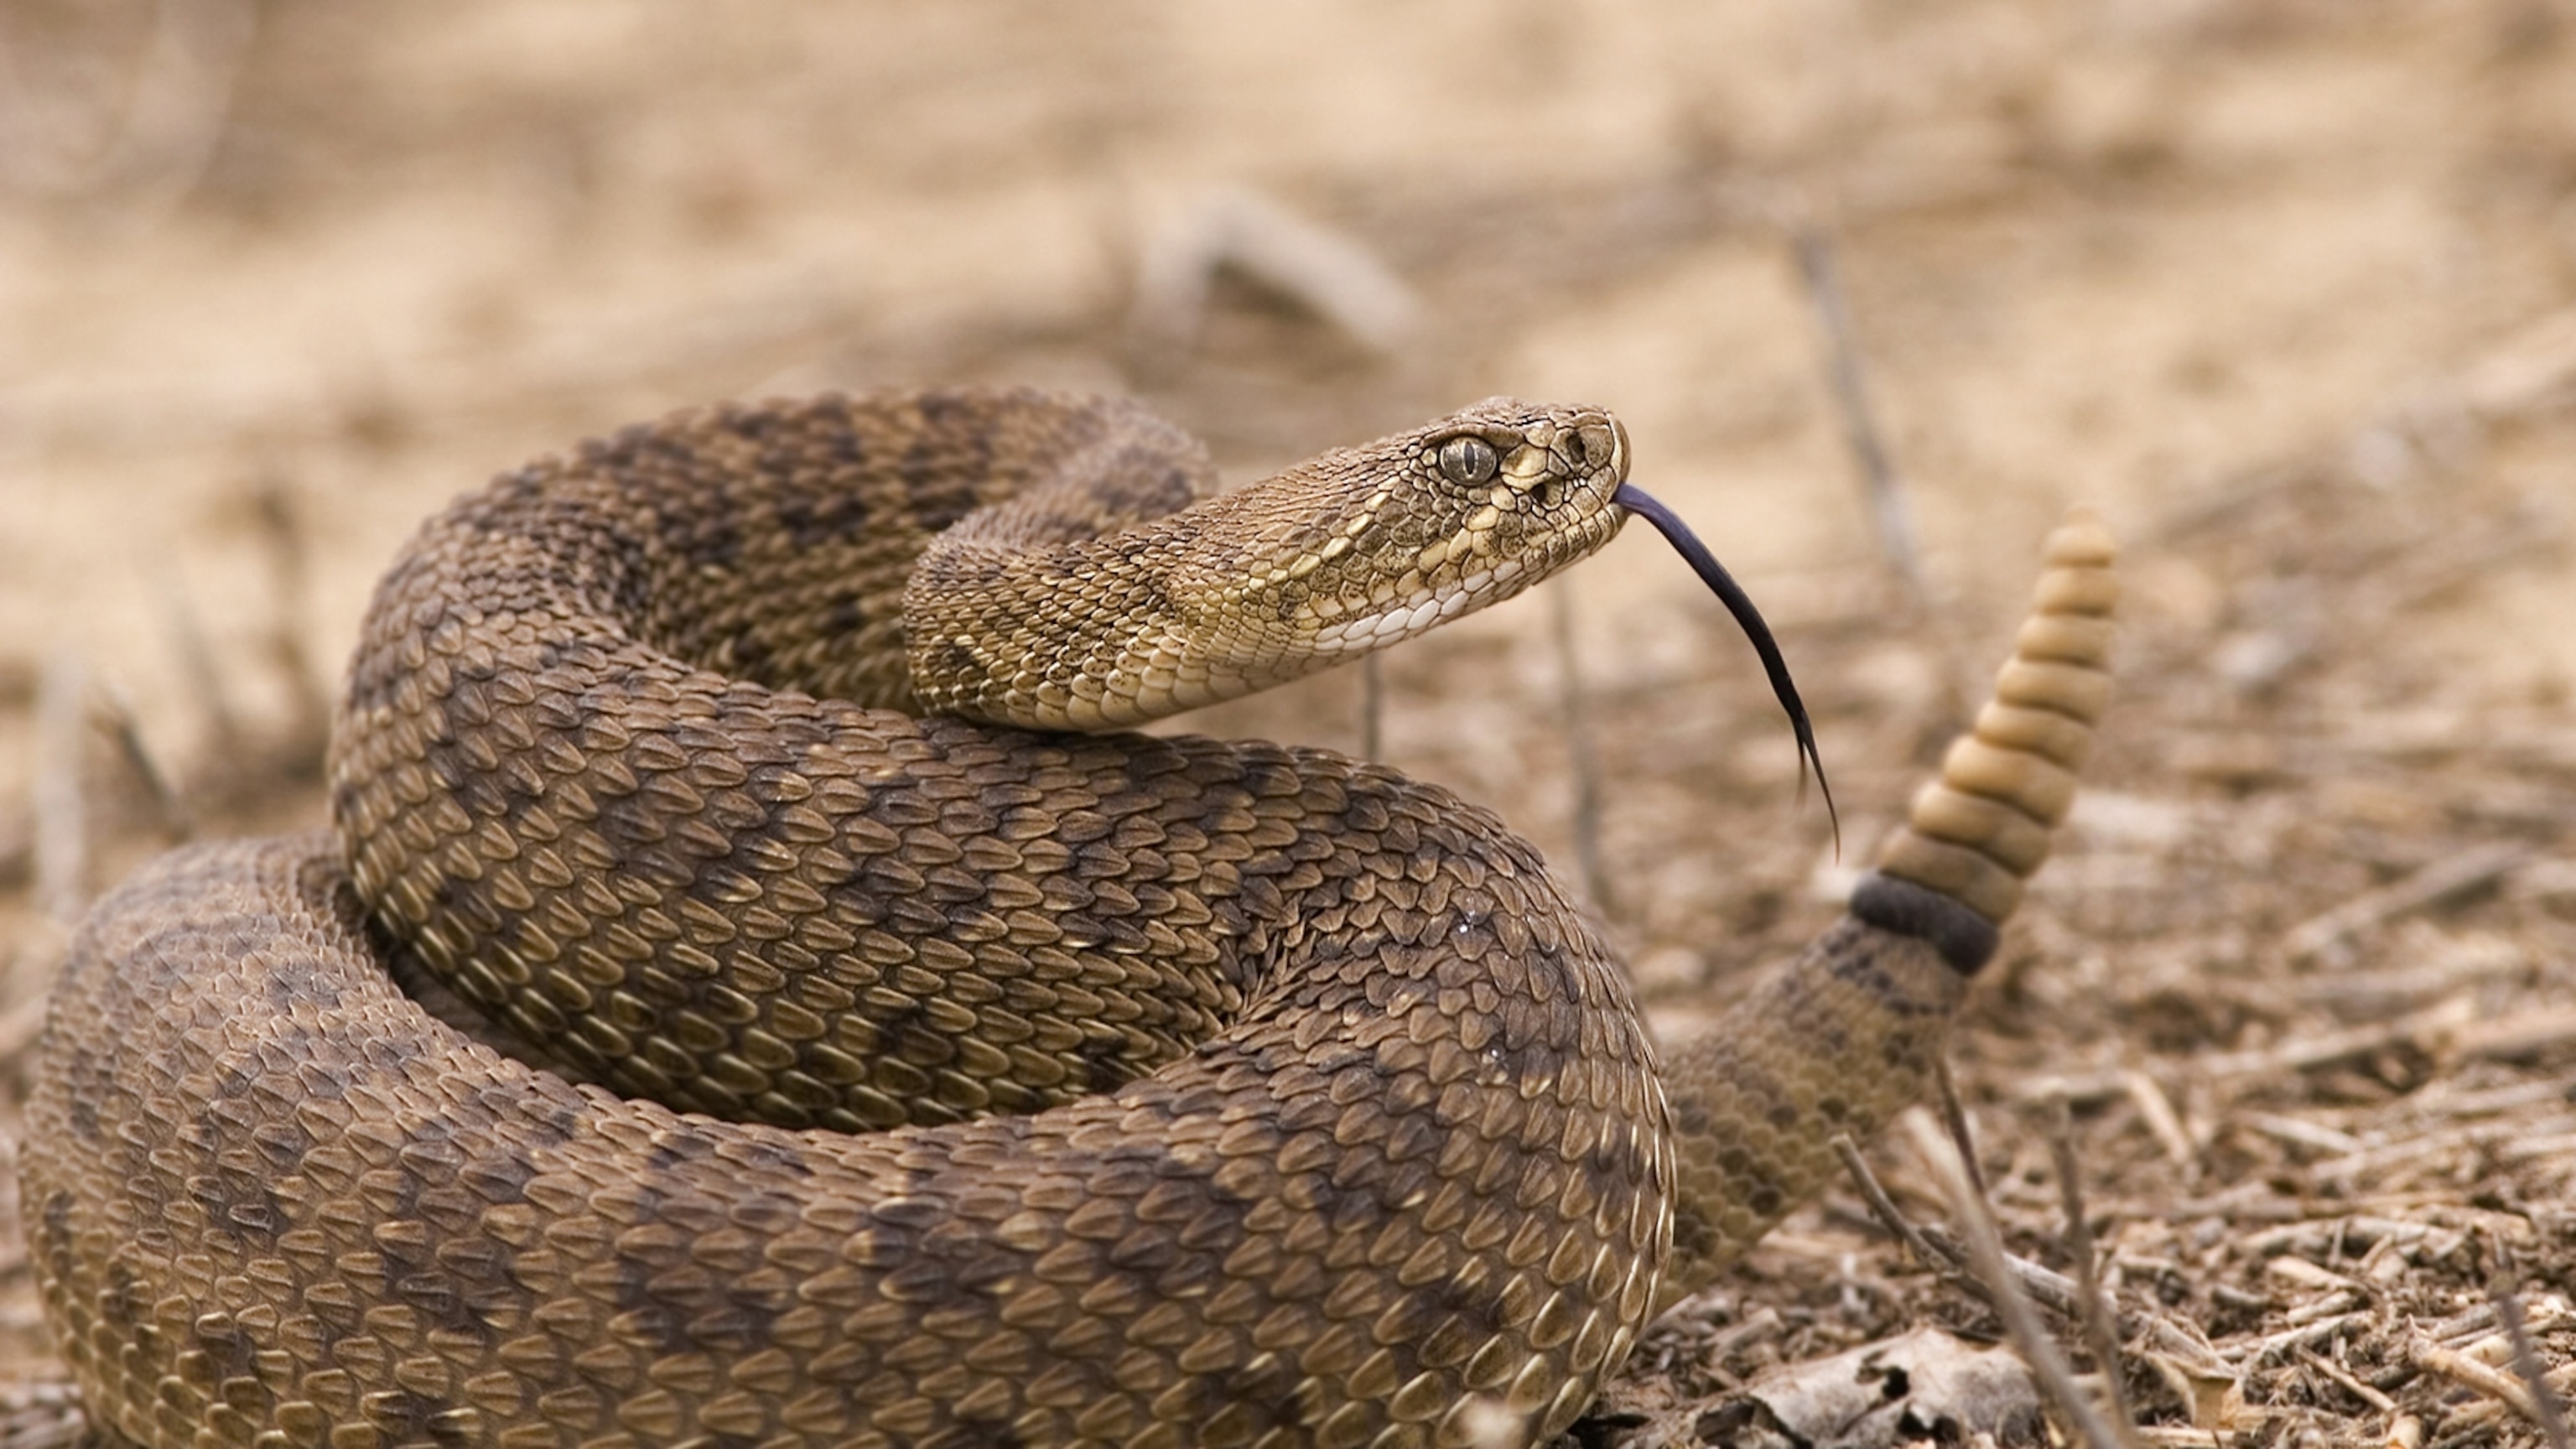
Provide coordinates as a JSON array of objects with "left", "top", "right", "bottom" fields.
[
  {"left": 1550, "top": 583, "right": 1616, "bottom": 919},
  {"left": 2051, "top": 1098, "right": 2139, "bottom": 1432},
  {"left": 1789, "top": 225, "right": 1931, "bottom": 614},
  {"left": 1935, "top": 1055, "right": 1990, "bottom": 1202},
  {"left": 33, "top": 649, "right": 91, "bottom": 925},
  {"left": 2408, "top": 1334, "right": 2558, "bottom": 1431},
  {"left": 1127, "top": 186, "right": 1424, "bottom": 362},
  {"left": 1832, "top": 1133, "right": 2092, "bottom": 1322},
  {"left": 2232, "top": 1311, "right": 2373, "bottom": 1368},
  {"left": 2296, "top": 1346, "right": 2399, "bottom": 1415},
  {"left": 2491, "top": 1276, "right": 2573, "bottom": 1449},
  {"left": 1834, "top": 1134, "right": 1956, "bottom": 1275},
  {"left": 2019, "top": 995, "right": 2564, "bottom": 1103},
  {"left": 1903, "top": 1109, "right": 2137, "bottom": 1449},
  {"left": 2122, "top": 1068, "right": 2199, "bottom": 1170},
  {"left": 93, "top": 673, "right": 192, "bottom": 843},
  {"left": 161, "top": 574, "right": 247, "bottom": 767},
  {"left": 251, "top": 478, "right": 333, "bottom": 770},
  {"left": 2282, "top": 841, "right": 2532, "bottom": 963},
  {"left": 1784, "top": 216, "right": 1975, "bottom": 734}
]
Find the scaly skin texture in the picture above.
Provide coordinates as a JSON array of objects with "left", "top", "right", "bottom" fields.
[{"left": 18, "top": 391, "right": 2114, "bottom": 1449}]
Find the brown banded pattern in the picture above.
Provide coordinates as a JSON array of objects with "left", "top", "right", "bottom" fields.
[{"left": 20, "top": 391, "right": 2115, "bottom": 1449}]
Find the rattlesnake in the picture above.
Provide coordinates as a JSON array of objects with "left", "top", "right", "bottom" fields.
[{"left": 18, "top": 390, "right": 2116, "bottom": 1449}]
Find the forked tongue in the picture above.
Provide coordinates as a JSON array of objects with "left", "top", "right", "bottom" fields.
[{"left": 1614, "top": 483, "right": 1839, "bottom": 849}]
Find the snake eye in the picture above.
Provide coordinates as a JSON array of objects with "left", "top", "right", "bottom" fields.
[{"left": 1436, "top": 435, "right": 1498, "bottom": 486}]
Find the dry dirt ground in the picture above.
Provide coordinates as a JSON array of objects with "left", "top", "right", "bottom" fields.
[{"left": 2, "top": 2, "right": 2573, "bottom": 1446}]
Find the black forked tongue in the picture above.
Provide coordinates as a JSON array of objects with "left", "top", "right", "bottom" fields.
[{"left": 1614, "top": 483, "right": 1839, "bottom": 851}]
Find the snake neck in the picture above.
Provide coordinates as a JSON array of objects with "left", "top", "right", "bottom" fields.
[
  {"left": 903, "top": 397, "right": 1632, "bottom": 731},
  {"left": 494, "top": 389, "right": 1203, "bottom": 717}
]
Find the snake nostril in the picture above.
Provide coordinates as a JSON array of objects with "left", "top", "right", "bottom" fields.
[{"left": 1576, "top": 423, "right": 1617, "bottom": 473}]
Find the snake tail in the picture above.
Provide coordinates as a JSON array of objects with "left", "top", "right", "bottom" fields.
[{"left": 1659, "top": 508, "right": 2118, "bottom": 1298}]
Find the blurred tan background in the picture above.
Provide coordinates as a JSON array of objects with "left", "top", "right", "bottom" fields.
[
  {"left": 3, "top": 3, "right": 2574, "bottom": 1438},
  {"left": 8, "top": 1, "right": 2573, "bottom": 776}
]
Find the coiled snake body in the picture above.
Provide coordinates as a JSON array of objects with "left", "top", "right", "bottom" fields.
[{"left": 19, "top": 391, "right": 2116, "bottom": 1449}]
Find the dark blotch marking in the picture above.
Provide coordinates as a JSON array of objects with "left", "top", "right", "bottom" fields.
[
  {"left": 190, "top": 1311, "right": 262, "bottom": 1382},
  {"left": 103, "top": 1260, "right": 143, "bottom": 1332},
  {"left": 672, "top": 507, "right": 743, "bottom": 569},
  {"left": 1670, "top": 1199, "right": 1718, "bottom": 1267},
  {"left": 1712, "top": 1141, "right": 1788, "bottom": 1221},
  {"left": 362, "top": 1389, "right": 475, "bottom": 1448},
  {"left": 37, "top": 1192, "right": 73, "bottom": 1269},
  {"left": 1849, "top": 874, "right": 1999, "bottom": 975},
  {"left": 1078, "top": 1031, "right": 1141, "bottom": 1095},
  {"left": 900, "top": 397, "right": 997, "bottom": 536},
  {"left": 776, "top": 491, "right": 873, "bottom": 549},
  {"left": 723, "top": 632, "right": 772, "bottom": 683},
  {"left": 827, "top": 417, "right": 869, "bottom": 468},
  {"left": 185, "top": 1069, "right": 295, "bottom": 1247},
  {"left": 1128, "top": 565, "right": 1175, "bottom": 622},
  {"left": 870, "top": 997, "right": 944, "bottom": 1072},
  {"left": 1426, "top": 1267, "right": 1513, "bottom": 1348},
  {"left": 907, "top": 466, "right": 986, "bottom": 536},
  {"left": 1213, "top": 1353, "right": 1320, "bottom": 1436},
  {"left": 63, "top": 1047, "right": 102, "bottom": 1140},
  {"left": 645, "top": 1126, "right": 719, "bottom": 1171},
  {"left": 428, "top": 660, "right": 548, "bottom": 824}
]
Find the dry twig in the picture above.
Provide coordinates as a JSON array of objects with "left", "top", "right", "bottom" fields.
[
  {"left": 1129, "top": 186, "right": 1424, "bottom": 361},
  {"left": 160, "top": 574, "right": 247, "bottom": 766},
  {"left": 1788, "top": 224, "right": 1931, "bottom": 616},
  {"left": 2296, "top": 1345, "right": 2398, "bottom": 1415},
  {"left": 251, "top": 479, "right": 333, "bottom": 767},
  {"left": 2491, "top": 1279, "right": 2573, "bottom": 1449},
  {"left": 91, "top": 673, "right": 192, "bottom": 844},
  {"left": 2407, "top": 1334, "right": 2557, "bottom": 1431},
  {"left": 33, "top": 651, "right": 91, "bottom": 925},
  {"left": 1550, "top": 584, "right": 1615, "bottom": 919},
  {"left": 1934, "top": 1056, "right": 1988, "bottom": 1201},
  {"left": 2052, "top": 1098, "right": 2139, "bottom": 1431},
  {"left": 1833, "top": 1135, "right": 1957, "bottom": 1280},
  {"left": 1902, "top": 1110, "right": 2136, "bottom": 1449},
  {"left": 2283, "top": 842, "right": 2532, "bottom": 963}
]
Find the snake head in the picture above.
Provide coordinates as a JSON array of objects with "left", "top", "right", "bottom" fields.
[
  {"left": 1228, "top": 397, "right": 1633, "bottom": 662},
  {"left": 910, "top": 396, "right": 1641, "bottom": 730}
]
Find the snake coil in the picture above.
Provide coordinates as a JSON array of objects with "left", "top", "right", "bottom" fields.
[{"left": 18, "top": 394, "right": 2114, "bottom": 1449}]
